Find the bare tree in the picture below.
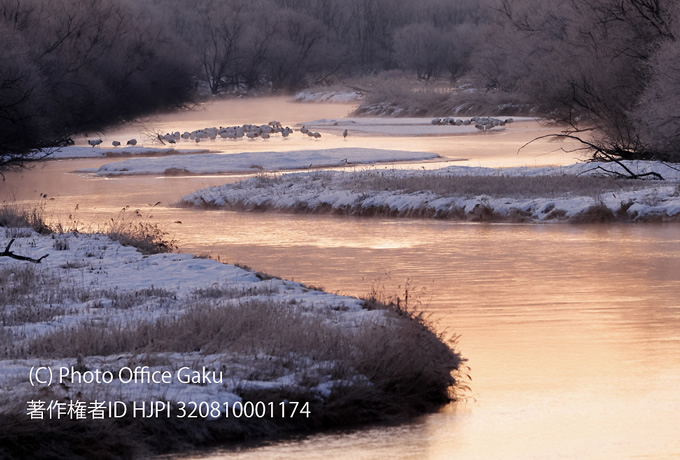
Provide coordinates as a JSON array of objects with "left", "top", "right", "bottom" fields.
[
  {"left": 239, "top": 2, "right": 279, "bottom": 89},
  {"left": 441, "top": 24, "right": 478, "bottom": 81},
  {"left": 393, "top": 23, "right": 445, "bottom": 80},
  {"left": 0, "top": 18, "right": 61, "bottom": 170},
  {"left": 265, "top": 8, "right": 326, "bottom": 90},
  {"left": 0, "top": 0, "right": 196, "bottom": 172},
  {"left": 186, "top": 0, "right": 247, "bottom": 95},
  {"left": 629, "top": 3, "right": 680, "bottom": 162},
  {"left": 488, "top": 0, "right": 679, "bottom": 162}
]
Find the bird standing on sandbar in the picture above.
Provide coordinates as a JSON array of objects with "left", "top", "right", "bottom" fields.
[{"left": 343, "top": 129, "right": 348, "bottom": 139}]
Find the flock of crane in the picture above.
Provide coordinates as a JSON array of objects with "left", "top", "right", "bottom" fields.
[
  {"left": 156, "top": 121, "right": 300, "bottom": 145},
  {"left": 86, "top": 117, "right": 513, "bottom": 147},
  {"left": 88, "top": 138, "right": 136, "bottom": 147},
  {"left": 431, "top": 116, "right": 514, "bottom": 131},
  {"left": 87, "top": 121, "right": 322, "bottom": 148}
]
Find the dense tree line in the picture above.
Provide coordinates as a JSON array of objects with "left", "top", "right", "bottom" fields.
[
  {"left": 1, "top": 0, "right": 195, "bottom": 167},
  {"left": 159, "top": 0, "right": 490, "bottom": 92},
  {"left": 2, "top": 0, "right": 678, "bottom": 166}
]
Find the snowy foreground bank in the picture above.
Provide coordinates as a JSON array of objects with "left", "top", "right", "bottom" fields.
[
  {"left": 0, "top": 227, "right": 461, "bottom": 458},
  {"left": 181, "top": 161, "right": 680, "bottom": 223},
  {"left": 83, "top": 148, "right": 439, "bottom": 176}
]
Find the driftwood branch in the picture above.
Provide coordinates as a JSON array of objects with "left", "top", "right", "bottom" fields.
[{"left": 1, "top": 239, "right": 49, "bottom": 263}]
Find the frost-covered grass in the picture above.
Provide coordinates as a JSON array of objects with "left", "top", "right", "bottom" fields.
[
  {"left": 0, "top": 210, "right": 463, "bottom": 458},
  {"left": 2, "top": 200, "right": 175, "bottom": 255},
  {"left": 0, "top": 199, "right": 52, "bottom": 236},
  {"left": 180, "top": 161, "right": 680, "bottom": 223}
]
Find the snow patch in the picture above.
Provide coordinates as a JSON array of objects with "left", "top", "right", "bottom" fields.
[{"left": 83, "top": 148, "right": 440, "bottom": 176}]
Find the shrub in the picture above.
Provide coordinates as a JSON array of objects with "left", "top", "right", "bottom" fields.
[{"left": 103, "top": 205, "right": 176, "bottom": 255}]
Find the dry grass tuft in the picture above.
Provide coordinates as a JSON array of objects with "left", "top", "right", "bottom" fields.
[
  {"left": 570, "top": 202, "right": 617, "bottom": 223},
  {"left": 102, "top": 205, "right": 176, "bottom": 254},
  {"left": 0, "top": 199, "right": 52, "bottom": 235}
]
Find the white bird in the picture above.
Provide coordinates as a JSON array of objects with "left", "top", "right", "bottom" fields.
[
  {"left": 126, "top": 139, "right": 137, "bottom": 146},
  {"left": 162, "top": 133, "right": 176, "bottom": 144},
  {"left": 88, "top": 139, "right": 103, "bottom": 147},
  {"left": 112, "top": 140, "right": 121, "bottom": 147}
]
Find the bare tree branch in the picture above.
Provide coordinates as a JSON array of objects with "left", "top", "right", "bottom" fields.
[
  {"left": 1, "top": 239, "right": 49, "bottom": 263},
  {"left": 519, "top": 134, "right": 665, "bottom": 180}
]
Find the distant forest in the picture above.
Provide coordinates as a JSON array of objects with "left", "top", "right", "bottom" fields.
[{"left": 1, "top": 0, "right": 679, "bottom": 164}]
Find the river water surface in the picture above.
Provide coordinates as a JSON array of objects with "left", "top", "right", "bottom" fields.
[{"left": 1, "top": 98, "right": 679, "bottom": 459}]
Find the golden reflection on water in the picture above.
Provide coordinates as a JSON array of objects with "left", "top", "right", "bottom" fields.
[
  {"left": 175, "top": 219, "right": 680, "bottom": 460},
  {"left": 1, "top": 100, "right": 679, "bottom": 459}
]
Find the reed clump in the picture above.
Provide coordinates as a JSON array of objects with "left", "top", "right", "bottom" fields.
[{"left": 102, "top": 205, "right": 176, "bottom": 255}]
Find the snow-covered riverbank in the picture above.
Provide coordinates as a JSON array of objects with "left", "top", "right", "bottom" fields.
[
  {"left": 0, "top": 220, "right": 462, "bottom": 457},
  {"left": 180, "top": 161, "right": 680, "bottom": 223},
  {"left": 80, "top": 148, "right": 440, "bottom": 176},
  {"left": 43, "top": 145, "right": 209, "bottom": 159}
]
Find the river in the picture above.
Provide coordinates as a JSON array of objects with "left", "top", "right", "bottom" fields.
[{"left": 1, "top": 98, "right": 679, "bottom": 459}]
